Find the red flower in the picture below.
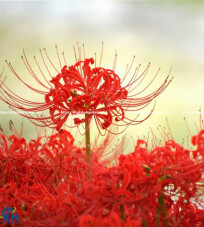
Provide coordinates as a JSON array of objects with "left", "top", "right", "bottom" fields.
[
  {"left": 0, "top": 47, "right": 171, "bottom": 133},
  {"left": 78, "top": 130, "right": 204, "bottom": 226},
  {"left": 0, "top": 127, "right": 204, "bottom": 226}
]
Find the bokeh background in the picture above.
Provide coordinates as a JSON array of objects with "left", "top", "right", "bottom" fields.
[{"left": 0, "top": 0, "right": 204, "bottom": 151}]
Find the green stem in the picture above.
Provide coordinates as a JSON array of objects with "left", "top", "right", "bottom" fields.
[
  {"left": 142, "top": 218, "right": 148, "bottom": 227},
  {"left": 85, "top": 114, "right": 91, "bottom": 165},
  {"left": 140, "top": 206, "right": 148, "bottom": 227},
  {"left": 156, "top": 203, "right": 161, "bottom": 227},
  {"left": 158, "top": 193, "right": 169, "bottom": 227},
  {"left": 119, "top": 204, "right": 126, "bottom": 221}
]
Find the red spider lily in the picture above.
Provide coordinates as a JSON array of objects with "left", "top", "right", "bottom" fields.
[
  {"left": 168, "top": 200, "right": 204, "bottom": 227},
  {"left": 0, "top": 124, "right": 121, "bottom": 226},
  {"left": 0, "top": 127, "right": 204, "bottom": 226},
  {"left": 0, "top": 46, "right": 171, "bottom": 134},
  {"left": 78, "top": 131, "right": 204, "bottom": 226},
  {"left": 0, "top": 129, "right": 91, "bottom": 226}
]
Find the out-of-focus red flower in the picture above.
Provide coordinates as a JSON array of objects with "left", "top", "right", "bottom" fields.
[
  {"left": 0, "top": 47, "right": 171, "bottom": 133},
  {"left": 78, "top": 131, "right": 204, "bottom": 226},
  {"left": 0, "top": 129, "right": 88, "bottom": 226},
  {"left": 0, "top": 126, "right": 204, "bottom": 226}
]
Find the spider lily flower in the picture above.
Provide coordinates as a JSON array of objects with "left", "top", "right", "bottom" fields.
[
  {"left": 79, "top": 131, "right": 204, "bottom": 226},
  {"left": 0, "top": 45, "right": 172, "bottom": 134},
  {"left": 0, "top": 127, "right": 203, "bottom": 226}
]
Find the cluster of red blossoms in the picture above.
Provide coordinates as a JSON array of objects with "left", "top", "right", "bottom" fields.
[
  {"left": 0, "top": 128, "right": 203, "bottom": 226},
  {"left": 0, "top": 46, "right": 203, "bottom": 226}
]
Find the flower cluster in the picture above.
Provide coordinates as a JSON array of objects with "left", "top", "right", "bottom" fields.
[
  {"left": 0, "top": 129, "right": 103, "bottom": 226},
  {"left": 0, "top": 46, "right": 202, "bottom": 227},
  {"left": 0, "top": 129, "right": 203, "bottom": 226}
]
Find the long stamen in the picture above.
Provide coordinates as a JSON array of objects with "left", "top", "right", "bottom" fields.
[
  {"left": 184, "top": 117, "right": 192, "bottom": 137},
  {"left": 34, "top": 56, "right": 53, "bottom": 88},
  {"left": 73, "top": 45, "right": 77, "bottom": 62},
  {"left": 62, "top": 52, "right": 67, "bottom": 65},
  {"left": 99, "top": 41, "right": 104, "bottom": 67},
  {"left": 112, "top": 51, "right": 117, "bottom": 71},
  {"left": 55, "top": 45, "right": 62, "bottom": 69},
  {"left": 94, "top": 52, "right": 97, "bottom": 69},
  {"left": 165, "top": 117, "right": 174, "bottom": 140},
  {"left": 44, "top": 48, "right": 60, "bottom": 73},
  {"left": 39, "top": 49, "right": 53, "bottom": 78},
  {"left": 82, "top": 43, "right": 86, "bottom": 60}
]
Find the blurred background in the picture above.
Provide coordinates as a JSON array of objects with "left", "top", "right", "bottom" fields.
[{"left": 0, "top": 0, "right": 204, "bottom": 151}]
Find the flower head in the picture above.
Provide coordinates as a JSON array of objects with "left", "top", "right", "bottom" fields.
[{"left": 0, "top": 45, "right": 171, "bottom": 134}]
